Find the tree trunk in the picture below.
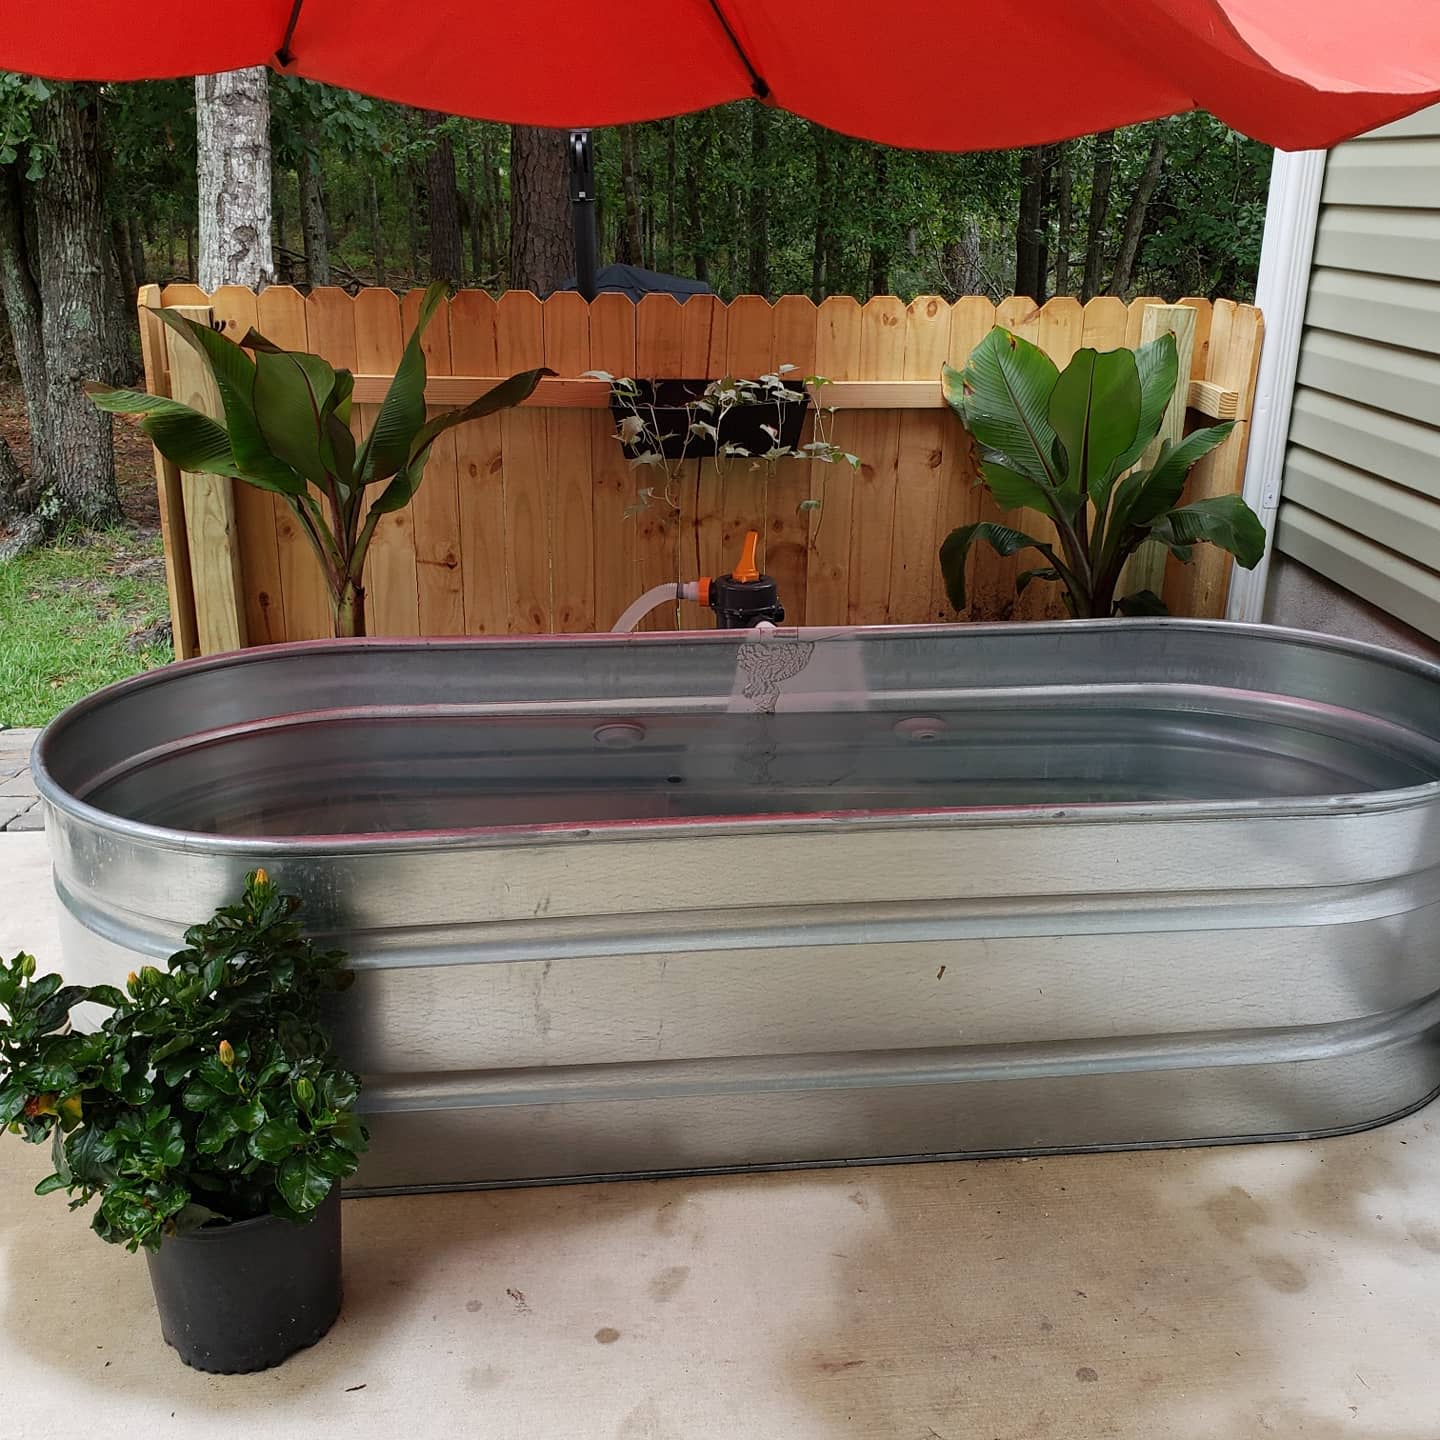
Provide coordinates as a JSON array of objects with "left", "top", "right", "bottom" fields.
[
  {"left": 683, "top": 114, "right": 710, "bottom": 283},
  {"left": 1081, "top": 130, "right": 1115, "bottom": 302},
  {"left": 424, "top": 110, "right": 465, "bottom": 285},
  {"left": 665, "top": 119, "right": 677, "bottom": 271},
  {"left": 866, "top": 149, "right": 890, "bottom": 297},
  {"left": 194, "top": 68, "right": 274, "bottom": 293},
  {"left": 811, "top": 127, "right": 832, "bottom": 301},
  {"left": 34, "top": 84, "right": 119, "bottom": 528},
  {"left": 747, "top": 105, "right": 770, "bottom": 295},
  {"left": 0, "top": 431, "right": 30, "bottom": 522},
  {"left": 299, "top": 128, "right": 330, "bottom": 286},
  {"left": 464, "top": 139, "right": 485, "bottom": 283},
  {"left": 942, "top": 216, "right": 984, "bottom": 299},
  {"left": 185, "top": 225, "right": 195, "bottom": 281},
  {"left": 1107, "top": 130, "right": 1167, "bottom": 298},
  {"left": 508, "top": 125, "right": 572, "bottom": 293},
  {"left": 0, "top": 167, "right": 50, "bottom": 491},
  {"left": 618, "top": 125, "right": 643, "bottom": 266},
  {"left": 368, "top": 173, "right": 387, "bottom": 288},
  {"left": 1054, "top": 142, "right": 1074, "bottom": 295},
  {"left": 126, "top": 213, "right": 146, "bottom": 290},
  {"left": 99, "top": 228, "right": 135, "bottom": 384},
  {"left": 1015, "top": 145, "right": 1045, "bottom": 299},
  {"left": 481, "top": 125, "right": 501, "bottom": 279}
]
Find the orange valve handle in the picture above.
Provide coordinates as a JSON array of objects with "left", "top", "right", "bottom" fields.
[{"left": 732, "top": 530, "right": 761, "bottom": 583}]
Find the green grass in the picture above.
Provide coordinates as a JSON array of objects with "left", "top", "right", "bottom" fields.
[{"left": 0, "top": 528, "right": 173, "bottom": 727}]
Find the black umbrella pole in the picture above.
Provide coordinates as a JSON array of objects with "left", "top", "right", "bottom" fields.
[{"left": 569, "top": 129, "right": 598, "bottom": 302}]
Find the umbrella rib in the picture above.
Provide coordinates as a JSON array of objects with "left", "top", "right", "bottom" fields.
[
  {"left": 704, "top": 0, "right": 770, "bottom": 100},
  {"left": 275, "top": 0, "right": 305, "bottom": 67}
]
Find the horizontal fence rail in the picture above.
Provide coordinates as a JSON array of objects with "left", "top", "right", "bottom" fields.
[{"left": 138, "top": 286, "right": 1264, "bottom": 656}]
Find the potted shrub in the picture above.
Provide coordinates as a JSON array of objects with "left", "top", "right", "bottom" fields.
[
  {"left": 939, "top": 326, "right": 1265, "bottom": 617},
  {"left": 0, "top": 869, "right": 366, "bottom": 1373},
  {"left": 86, "top": 284, "right": 550, "bottom": 639}
]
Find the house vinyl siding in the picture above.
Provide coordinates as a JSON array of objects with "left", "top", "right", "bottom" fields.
[{"left": 1275, "top": 102, "right": 1440, "bottom": 640}]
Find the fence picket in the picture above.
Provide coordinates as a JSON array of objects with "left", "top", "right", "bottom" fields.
[
  {"left": 349, "top": 288, "right": 419, "bottom": 635},
  {"left": 589, "top": 293, "right": 638, "bottom": 635},
  {"left": 678, "top": 293, "right": 729, "bottom": 606},
  {"left": 632, "top": 295, "right": 686, "bottom": 630},
  {"left": 889, "top": 296, "right": 951, "bottom": 624},
  {"left": 767, "top": 295, "right": 818, "bottom": 626},
  {"left": 805, "top": 298, "right": 865, "bottom": 623},
  {"left": 720, "top": 295, "right": 775, "bottom": 594},
  {"left": 255, "top": 286, "right": 332, "bottom": 640},
  {"left": 543, "top": 292, "right": 596, "bottom": 633}
]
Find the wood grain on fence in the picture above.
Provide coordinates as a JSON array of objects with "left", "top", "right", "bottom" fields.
[{"left": 144, "top": 288, "right": 1263, "bottom": 651}]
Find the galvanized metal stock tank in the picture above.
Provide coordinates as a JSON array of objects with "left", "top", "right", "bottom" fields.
[{"left": 31, "top": 621, "right": 1440, "bottom": 1192}]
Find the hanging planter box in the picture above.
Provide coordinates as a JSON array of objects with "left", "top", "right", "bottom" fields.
[{"left": 610, "top": 378, "right": 810, "bottom": 461}]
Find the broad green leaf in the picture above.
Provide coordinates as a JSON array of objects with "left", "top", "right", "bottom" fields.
[
  {"left": 1048, "top": 347, "right": 1142, "bottom": 506},
  {"left": 277, "top": 1152, "right": 334, "bottom": 1214},
  {"left": 940, "top": 521, "right": 1074, "bottom": 612},
  {"left": 253, "top": 349, "right": 333, "bottom": 487},
  {"left": 34, "top": 1172, "right": 68, "bottom": 1196},
  {"left": 328, "top": 1109, "right": 368, "bottom": 1154},
  {"left": 1015, "top": 567, "right": 1060, "bottom": 594},
  {"left": 196, "top": 1108, "right": 240, "bottom": 1155},
  {"left": 979, "top": 461, "right": 1056, "bottom": 517},
  {"left": 250, "top": 1117, "right": 308, "bottom": 1162},
  {"left": 1115, "top": 589, "right": 1169, "bottom": 616},
  {"left": 1148, "top": 494, "right": 1266, "bottom": 569},
  {"left": 943, "top": 328, "right": 1062, "bottom": 491},
  {"left": 355, "top": 281, "right": 447, "bottom": 485},
  {"left": 1126, "top": 423, "right": 1236, "bottom": 527},
  {"left": 406, "top": 368, "right": 551, "bottom": 468},
  {"left": 143, "top": 407, "right": 243, "bottom": 479},
  {"left": 1101, "top": 332, "right": 1181, "bottom": 488},
  {"left": 231, "top": 1096, "right": 266, "bottom": 1132}
]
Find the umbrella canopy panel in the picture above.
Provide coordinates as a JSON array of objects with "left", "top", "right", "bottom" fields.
[{"left": 4, "top": 0, "right": 1440, "bottom": 150}]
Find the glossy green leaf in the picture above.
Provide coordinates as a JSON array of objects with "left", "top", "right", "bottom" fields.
[
  {"left": 940, "top": 521, "right": 1074, "bottom": 612},
  {"left": 1048, "top": 347, "right": 1142, "bottom": 506},
  {"left": 356, "top": 281, "right": 446, "bottom": 485},
  {"left": 1126, "top": 423, "right": 1236, "bottom": 527},
  {"left": 1115, "top": 589, "right": 1169, "bottom": 616},
  {"left": 196, "top": 1108, "right": 240, "bottom": 1155},
  {"left": 1149, "top": 494, "right": 1266, "bottom": 569},
  {"left": 1101, "top": 332, "right": 1181, "bottom": 487},
  {"left": 34, "top": 1172, "right": 68, "bottom": 1196},
  {"left": 277, "top": 1152, "right": 333, "bottom": 1214},
  {"left": 250, "top": 1117, "right": 308, "bottom": 1162},
  {"left": 979, "top": 461, "right": 1056, "bottom": 517},
  {"left": 253, "top": 349, "right": 333, "bottom": 487},
  {"left": 943, "top": 329, "right": 1062, "bottom": 491},
  {"left": 232, "top": 1097, "right": 266, "bottom": 1132},
  {"left": 86, "top": 386, "right": 241, "bottom": 478}
]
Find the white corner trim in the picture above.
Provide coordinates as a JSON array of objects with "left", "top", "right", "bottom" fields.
[{"left": 1225, "top": 148, "right": 1327, "bottom": 623}]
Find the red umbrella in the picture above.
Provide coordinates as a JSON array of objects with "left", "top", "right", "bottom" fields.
[{"left": 5, "top": 0, "right": 1440, "bottom": 149}]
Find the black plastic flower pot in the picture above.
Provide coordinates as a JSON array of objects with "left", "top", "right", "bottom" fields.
[
  {"left": 611, "top": 378, "right": 810, "bottom": 461},
  {"left": 144, "top": 1183, "right": 342, "bottom": 1373}
]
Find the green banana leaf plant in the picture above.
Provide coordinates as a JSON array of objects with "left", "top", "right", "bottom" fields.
[
  {"left": 940, "top": 326, "right": 1265, "bottom": 619},
  {"left": 88, "top": 284, "right": 549, "bottom": 638}
]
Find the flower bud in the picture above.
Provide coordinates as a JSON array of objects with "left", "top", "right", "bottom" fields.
[
  {"left": 218, "top": 1039, "right": 236, "bottom": 1068},
  {"left": 126, "top": 970, "right": 140, "bottom": 997},
  {"left": 140, "top": 965, "right": 162, "bottom": 988},
  {"left": 252, "top": 867, "right": 268, "bottom": 887},
  {"left": 18, "top": 954, "right": 36, "bottom": 979},
  {"left": 294, "top": 1077, "right": 315, "bottom": 1110}
]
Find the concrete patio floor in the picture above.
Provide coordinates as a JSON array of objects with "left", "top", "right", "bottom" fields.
[{"left": 3, "top": 828, "right": 1440, "bottom": 1438}]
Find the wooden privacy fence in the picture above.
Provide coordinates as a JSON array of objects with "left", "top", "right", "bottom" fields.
[{"left": 137, "top": 285, "right": 1264, "bottom": 657}]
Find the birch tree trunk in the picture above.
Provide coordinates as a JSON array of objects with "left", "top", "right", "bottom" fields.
[
  {"left": 34, "top": 83, "right": 120, "bottom": 528},
  {"left": 195, "top": 68, "right": 274, "bottom": 292}
]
